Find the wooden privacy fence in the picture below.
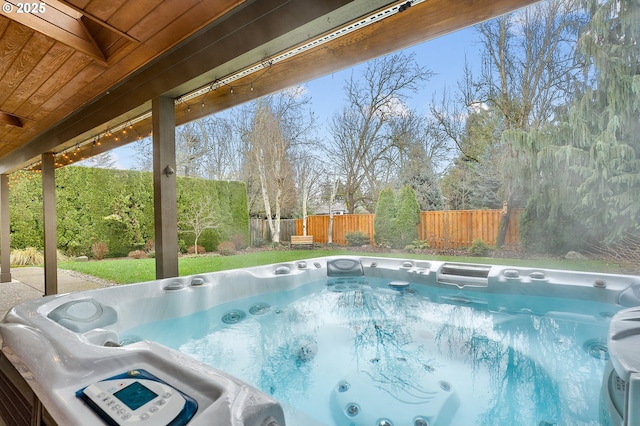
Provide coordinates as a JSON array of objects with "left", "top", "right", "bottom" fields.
[
  {"left": 250, "top": 218, "right": 297, "bottom": 243},
  {"left": 294, "top": 209, "right": 522, "bottom": 248},
  {"left": 417, "top": 209, "right": 521, "bottom": 248},
  {"left": 296, "top": 214, "right": 375, "bottom": 246}
]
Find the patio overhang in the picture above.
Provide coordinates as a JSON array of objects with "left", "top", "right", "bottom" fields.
[{"left": 0, "top": 0, "right": 541, "bottom": 287}]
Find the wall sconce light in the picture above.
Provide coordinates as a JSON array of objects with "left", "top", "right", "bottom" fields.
[{"left": 163, "top": 165, "right": 175, "bottom": 176}]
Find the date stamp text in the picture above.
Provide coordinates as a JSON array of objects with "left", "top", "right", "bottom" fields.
[{"left": 2, "top": 2, "right": 47, "bottom": 14}]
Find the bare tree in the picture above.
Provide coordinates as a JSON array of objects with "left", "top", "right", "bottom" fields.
[
  {"left": 477, "top": 1, "right": 586, "bottom": 245},
  {"left": 133, "top": 137, "right": 153, "bottom": 172},
  {"left": 199, "top": 114, "right": 243, "bottom": 181},
  {"left": 175, "top": 121, "right": 209, "bottom": 177},
  {"left": 326, "top": 170, "right": 340, "bottom": 244},
  {"left": 133, "top": 115, "right": 243, "bottom": 180},
  {"left": 78, "top": 152, "right": 119, "bottom": 169},
  {"left": 292, "top": 147, "right": 324, "bottom": 236},
  {"left": 430, "top": 0, "right": 585, "bottom": 244},
  {"left": 387, "top": 112, "right": 448, "bottom": 210},
  {"left": 179, "top": 196, "right": 223, "bottom": 254},
  {"left": 327, "top": 52, "right": 434, "bottom": 213},
  {"left": 241, "top": 88, "right": 315, "bottom": 243}
]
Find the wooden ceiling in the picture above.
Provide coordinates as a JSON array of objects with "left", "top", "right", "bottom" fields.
[
  {"left": 0, "top": 0, "right": 539, "bottom": 174},
  {"left": 0, "top": 0, "right": 245, "bottom": 168}
]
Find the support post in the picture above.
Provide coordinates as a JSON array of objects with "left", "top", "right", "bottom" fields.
[
  {"left": 152, "top": 96, "right": 178, "bottom": 279},
  {"left": 42, "top": 153, "right": 57, "bottom": 295},
  {"left": 0, "top": 174, "right": 11, "bottom": 283}
]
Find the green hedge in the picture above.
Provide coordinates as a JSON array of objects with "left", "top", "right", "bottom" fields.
[{"left": 9, "top": 167, "right": 248, "bottom": 257}]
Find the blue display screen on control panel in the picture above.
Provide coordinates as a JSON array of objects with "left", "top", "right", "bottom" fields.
[{"left": 113, "top": 381, "right": 158, "bottom": 411}]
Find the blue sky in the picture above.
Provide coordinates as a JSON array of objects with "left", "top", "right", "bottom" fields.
[
  {"left": 105, "top": 26, "right": 479, "bottom": 170},
  {"left": 305, "top": 26, "right": 477, "bottom": 120}
]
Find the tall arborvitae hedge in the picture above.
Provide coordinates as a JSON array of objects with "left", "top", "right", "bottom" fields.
[
  {"left": 9, "top": 167, "right": 249, "bottom": 257},
  {"left": 373, "top": 185, "right": 421, "bottom": 248},
  {"left": 394, "top": 185, "right": 421, "bottom": 247},
  {"left": 373, "top": 188, "right": 396, "bottom": 247}
]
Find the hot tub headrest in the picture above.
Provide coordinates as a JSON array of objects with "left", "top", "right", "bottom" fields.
[
  {"left": 619, "top": 282, "right": 640, "bottom": 307},
  {"left": 327, "top": 258, "right": 364, "bottom": 277},
  {"left": 48, "top": 298, "right": 117, "bottom": 333}
]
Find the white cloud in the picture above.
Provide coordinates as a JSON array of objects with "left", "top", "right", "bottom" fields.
[
  {"left": 283, "top": 85, "right": 307, "bottom": 98},
  {"left": 377, "top": 96, "right": 411, "bottom": 118}
]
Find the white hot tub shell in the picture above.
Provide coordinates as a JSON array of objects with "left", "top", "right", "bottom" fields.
[{"left": 1, "top": 256, "right": 639, "bottom": 426}]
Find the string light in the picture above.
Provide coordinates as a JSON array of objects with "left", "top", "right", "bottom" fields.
[{"left": 22, "top": 0, "right": 426, "bottom": 172}]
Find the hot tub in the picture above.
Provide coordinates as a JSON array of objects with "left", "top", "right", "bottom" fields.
[{"left": 1, "top": 256, "right": 639, "bottom": 425}]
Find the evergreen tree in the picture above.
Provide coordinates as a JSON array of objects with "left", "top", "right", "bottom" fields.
[
  {"left": 398, "top": 144, "right": 444, "bottom": 210},
  {"left": 373, "top": 188, "right": 396, "bottom": 246},
  {"left": 569, "top": 0, "right": 640, "bottom": 241},
  {"left": 394, "top": 185, "right": 421, "bottom": 247},
  {"left": 509, "top": 0, "right": 639, "bottom": 250}
]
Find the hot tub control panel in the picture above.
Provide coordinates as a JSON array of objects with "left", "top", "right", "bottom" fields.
[{"left": 77, "top": 369, "right": 197, "bottom": 426}]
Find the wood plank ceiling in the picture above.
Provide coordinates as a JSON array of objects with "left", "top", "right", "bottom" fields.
[
  {"left": 0, "top": 0, "right": 243, "bottom": 163},
  {"left": 0, "top": 0, "right": 540, "bottom": 174}
]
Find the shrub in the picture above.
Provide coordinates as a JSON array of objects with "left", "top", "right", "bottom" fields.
[
  {"left": 57, "top": 250, "right": 70, "bottom": 262},
  {"left": 128, "top": 250, "right": 147, "bottom": 259},
  {"left": 232, "top": 234, "right": 248, "bottom": 250},
  {"left": 91, "top": 241, "right": 109, "bottom": 260},
  {"left": 468, "top": 239, "right": 491, "bottom": 257},
  {"left": 187, "top": 245, "right": 205, "bottom": 255},
  {"left": 412, "top": 239, "right": 430, "bottom": 249},
  {"left": 10, "top": 247, "right": 44, "bottom": 266},
  {"left": 144, "top": 240, "right": 155, "bottom": 252},
  {"left": 253, "top": 237, "right": 265, "bottom": 248},
  {"left": 405, "top": 239, "right": 430, "bottom": 251},
  {"left": 345, "top": 231, "right": 370, "bottom": 246},
  {"left": 217, "top": 241, "right": 236, "bottom": 256}
]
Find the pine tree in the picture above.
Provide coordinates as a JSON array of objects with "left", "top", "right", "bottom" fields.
[{"left": 569, "top": 0, "right": 640, "bottom": 241}]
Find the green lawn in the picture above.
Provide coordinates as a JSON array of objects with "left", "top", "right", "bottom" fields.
[{"left": 58, "top": 249, "right": 630, "bottom": 284}]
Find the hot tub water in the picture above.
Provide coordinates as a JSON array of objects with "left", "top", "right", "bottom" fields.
[{"left": 121, "top": 277, "right": 619, "bottom": 426}]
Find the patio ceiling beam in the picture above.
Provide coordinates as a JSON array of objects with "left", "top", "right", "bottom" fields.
[{"left": 0, "top": 0, "right": 106, "bottom": 62}]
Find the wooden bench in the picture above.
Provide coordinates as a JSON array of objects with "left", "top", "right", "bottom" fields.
[{"left": 290, "top": 235, "right": 314, "bottom": 249}]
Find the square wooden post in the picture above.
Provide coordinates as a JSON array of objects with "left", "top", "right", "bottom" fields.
[
  {"left": 42, "top": 152, "right": 57, "bottom": 295},
  {"left": 152, "top": 96, "right": 179, "bottom": 279},
  {"left": 0, "top": 174, "right": 11, "bottom": 283}
]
